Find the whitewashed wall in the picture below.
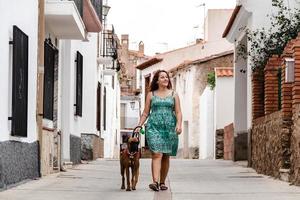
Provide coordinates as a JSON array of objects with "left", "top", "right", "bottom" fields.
[
  {"left": 103, "top": 73, "right": 120, "bottom": 158},
  {"left": 59, "top": 33, "right": 99, "bottom": 161},
  {"left": 120, "top": 99, "right": 139, "bottom": 129},
  {"left": 199, "top": 87, "right": 215, "bottom": 159},
  {"left": 214, "top": 76, "right": 234, "bottom": 130},
  {"left": 0, "top": 0, "right": 38, "bottom": 143}
]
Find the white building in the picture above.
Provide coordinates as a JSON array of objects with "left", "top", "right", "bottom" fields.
[
  {"left": 223, "top": 0, "right": 300, "bottom": 160},
  {"left": 0, "top": 0, "right": 40, "bottom": 188},
  {"left": 0, "top": 0, "right": 121, "bottom": 189}
]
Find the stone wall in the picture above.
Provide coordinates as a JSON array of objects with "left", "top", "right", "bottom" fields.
[
  {"left": 215, "top": 129, "right": 224, "bottom": 159},
  {"left": 234, "top": 132, "right": 248, "bottom": 161},
  {"left": 0, "top": 141, "right": 40, "bottom": 189},
  {"left": 99, "top": 137, "right": 104, "bottom": 158},
  {"left": 290, "top": 104, "right": 300, "bottom": 185},
  {"left": 251, "top": 111, "right": 282, "bottom": 178},
  {"left": 81, "top": 134, "right": 101, "bottom": 160},
  {"left": 224, "top": 123, "right": 234, "bottom": 160},
  {"left": 70, "top": 135, "right": 81, "bottom": 165}
]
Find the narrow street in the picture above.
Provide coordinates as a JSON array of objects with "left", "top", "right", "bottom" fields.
[{"left": 1, "top": 159, "right": 300, "bottom": 200}]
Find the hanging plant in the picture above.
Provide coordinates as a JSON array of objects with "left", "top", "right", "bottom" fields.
[
  {"left": 238, "top": 0, "right": 300, "bottom": 72},
  {"left": 207, "top": 72, "right": 216, "bottom": 90}
]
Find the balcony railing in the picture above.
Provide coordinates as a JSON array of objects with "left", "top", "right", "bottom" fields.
[
  {"left": 101, "top": 24, "right": 118, "bottom": 59},
  {"left": 90, "top": 0, "right": 103, "bottom": 23}
]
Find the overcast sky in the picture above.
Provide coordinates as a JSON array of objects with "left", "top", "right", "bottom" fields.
[{"left": 107, "top": 0, "right": 236, "bottom": 56}]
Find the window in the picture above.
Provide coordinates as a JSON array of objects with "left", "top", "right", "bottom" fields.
[
  {"left": 97, "top": 82, "right": 102, "bottom": 131},
  {"left": 75, "top": 51, "right": 83, "bottom": 116},
  {"left": 43, "top": 39, "right": 58, "bottom": 120},
  {"left": 103, "top": 87, "right": 107, "bottom": 130},
  {"left": 285, "top": 58, "right": 294, "bottom": 83},
  {"left": 10, "top": 25, "right": 28, "bottom": 137}
]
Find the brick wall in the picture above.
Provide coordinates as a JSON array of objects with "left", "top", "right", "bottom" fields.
[
  {"left": 252, "top": 70, "right": 265, "bottom": 119},
  {"left": 224, "top": 123, "right": 234, "bottom": 160},
  {"left": 250, "top": 35, "right": 300, "bottom": 183},
  {"left": 264, "top": 56, "right": 281, "bottom": 115}
]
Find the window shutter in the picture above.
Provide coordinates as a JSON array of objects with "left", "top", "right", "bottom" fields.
[
  {"left": 10, "top": 25, "right": 28, "bottom": 137},
  {"left": 43, "top": 40, "right": 57, "bottom": 120},
  {"left": 75, "top": 51, "right": 83, "bottom": 116}
]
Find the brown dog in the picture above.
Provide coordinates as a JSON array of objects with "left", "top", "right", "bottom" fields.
[{"left": 120, "top": 128, "right": 141, "bottom": 191}]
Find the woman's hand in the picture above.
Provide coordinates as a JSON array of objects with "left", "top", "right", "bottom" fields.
[
  {"left": 129, "top": 137, "right": 139, "bottom": 143},
  {"left": 175, "top": 125, "right": 182, "bottom": 135}
]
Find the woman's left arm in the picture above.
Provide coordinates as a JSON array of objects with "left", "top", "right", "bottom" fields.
[{"left": 174, "top": 94, "right": 182, "bottom": 134}]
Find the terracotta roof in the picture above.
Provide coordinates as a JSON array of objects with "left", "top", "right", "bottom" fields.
[
  {"left": 215, "top": 67, "right": 233, "bottom": 77},
  {"left": 168, "top": 50, "right": 233, "bottom": 73},
  {"left": 222, "top": 5, "right": 242, "bottom": 38},
  {"left": 136, "top": 58, "right": 163, "bottom": 70},
  {"left": 128, "top": 50, "right": 151, "bottom": 58}
]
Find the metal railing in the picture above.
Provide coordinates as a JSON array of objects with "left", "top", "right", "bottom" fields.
[
  {"left": 101, "top": 24, "right": 118, "bottom": 59},
  {"left": 71, "top": 0, "right": 103, "bottom": 23},
  {"left": 91, "top": 0, "right": 103, "bottom": 23}
]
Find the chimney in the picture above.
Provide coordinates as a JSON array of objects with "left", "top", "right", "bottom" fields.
[
  {"left": 138, "top": 41, "right": 144, "bottom": 56},
  {"left": 121, "top": 34, "right": 129, "bottom": 50}
]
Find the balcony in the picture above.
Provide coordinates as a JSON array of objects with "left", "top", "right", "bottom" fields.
[
  {"left": 83, "top": 0, "right": 103, "bottom": 32},
  {"left": 45, "top": 0, "right": 85, "bottom": 39},
  {"left": 45, "top": 0, "right": 103, "bottom": 40},
  {"left": 98, "top": 24, "right": 120, "bottom": 72}
]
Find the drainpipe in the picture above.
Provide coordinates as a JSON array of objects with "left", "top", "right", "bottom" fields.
[{"left": 37, "top": 0, "right": 45, "bottom": 176}]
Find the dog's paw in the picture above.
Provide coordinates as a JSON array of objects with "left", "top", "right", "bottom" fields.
[
  {"left": 121, "top": 186, "right": 125, "bottom": 190},
  {"left": 132, "top": 187, "right": 136, "bottom": 190},
  {"left": 126, "top": 188, "right": 131, "bottom": 191}
]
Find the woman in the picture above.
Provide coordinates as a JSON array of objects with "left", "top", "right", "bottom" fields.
[{"left": 136, "top": 69, "right": 182, "bottom": 191}]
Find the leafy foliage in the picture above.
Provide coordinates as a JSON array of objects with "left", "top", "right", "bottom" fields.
[
  {"left": 207, "top": 72, "right": 216, "bottom": 90},
  {"left": 238, "top": 0, "right": 300, "bottom": 71}
]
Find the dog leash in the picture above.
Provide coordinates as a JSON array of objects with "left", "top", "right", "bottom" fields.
[{"left": 132, "top": 126, "right": 143, "bottom": 157}]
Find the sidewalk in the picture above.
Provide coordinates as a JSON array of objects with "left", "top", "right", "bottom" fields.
[{"left": 0, "top": 159, "right": 300, "bottom": 200}]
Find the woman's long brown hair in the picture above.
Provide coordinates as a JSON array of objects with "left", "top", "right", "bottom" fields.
[{"left": 150, "top": 70, "right": 172, "bottom": 91}]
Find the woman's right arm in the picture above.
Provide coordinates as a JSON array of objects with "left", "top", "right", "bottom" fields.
[{"left": 137, "top": 92, "right": 152, "bottom": 127}]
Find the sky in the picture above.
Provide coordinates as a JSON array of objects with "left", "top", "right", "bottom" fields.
[{"left": 107, "top": 0, "right": 236, "bottom": 56}]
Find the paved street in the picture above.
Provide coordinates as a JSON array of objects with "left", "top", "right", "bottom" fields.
[{"left": 1, "top": 159, "right": 300, "bottom": 200}]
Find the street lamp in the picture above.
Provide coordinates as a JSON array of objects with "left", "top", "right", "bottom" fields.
[
  {"left": 130, "top": 102, "right": 135, "bottom": 110},
  {"left": 102, "top": 4, "right": 111, "bottom": 17}
]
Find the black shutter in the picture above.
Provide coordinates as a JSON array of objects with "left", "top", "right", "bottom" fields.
[
  {"left": 75, "top": 51, "right": 83, "bottom": 116},
  {"left": 43, "top": 40, "right": 57, "bottom": 120},
  {"left": 97, "top": 82, "right": 102, "bottom": 131},
  {"left": 10, "top": 25, "right": 28, "bottom": 137},
  {"left": 103, "top": 86, "right": 106, "bottom": 130}
]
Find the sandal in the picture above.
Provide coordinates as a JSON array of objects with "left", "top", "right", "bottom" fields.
[
  {"left": 160, "top": 183, "right": 168, "bottom": 190},
  {"left": 149, "top": 182, "right": 159, "bottom": 191}
]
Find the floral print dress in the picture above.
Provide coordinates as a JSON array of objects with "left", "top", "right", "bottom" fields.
[{"left": 146, "top": 91, "right": 178, "bottom": 156}]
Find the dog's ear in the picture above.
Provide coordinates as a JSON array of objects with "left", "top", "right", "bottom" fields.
[{"left": 122, "top": 135, "right": 129, "bottom": 143}]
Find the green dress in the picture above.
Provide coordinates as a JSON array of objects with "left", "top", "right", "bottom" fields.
[{"left": 146, "top": 92, "right": 178, "bottom": 156}]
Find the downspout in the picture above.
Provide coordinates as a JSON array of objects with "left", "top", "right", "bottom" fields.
[{"left": 37, "top": 0, "right": 45, "bottom": 176}]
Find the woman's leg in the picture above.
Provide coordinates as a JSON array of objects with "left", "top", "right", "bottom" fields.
[
  {"left": 160, "top": 154, "right": 170, "bottom": 184},
  {"left": 151, "top": 152, "right": 163, "bottom": 183}
]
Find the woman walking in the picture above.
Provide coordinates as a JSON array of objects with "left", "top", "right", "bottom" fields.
[{"left": 136, "top": 69, "right": 182, "bottom": 191}]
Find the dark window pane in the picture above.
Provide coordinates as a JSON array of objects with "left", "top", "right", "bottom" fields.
[{"left": 75, "top": 51, "right": 83, "bottom": 116}]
